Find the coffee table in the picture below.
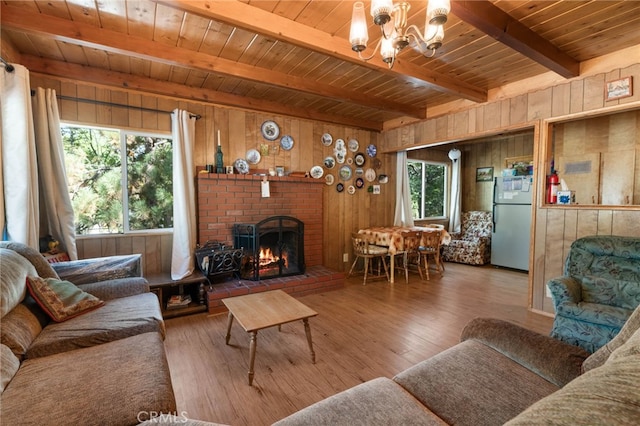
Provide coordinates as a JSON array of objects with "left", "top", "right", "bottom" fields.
[{"left": 222, "top": 290, "right": 318, "bottom": 385}]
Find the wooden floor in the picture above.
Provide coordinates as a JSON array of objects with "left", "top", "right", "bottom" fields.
[{"left": 163, "top": 263, "right": 553, "bottom": 426}]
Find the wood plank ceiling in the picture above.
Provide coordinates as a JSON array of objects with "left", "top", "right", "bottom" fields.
[{"left": 1, "top": 0, "right": 639, "bottom": 131}]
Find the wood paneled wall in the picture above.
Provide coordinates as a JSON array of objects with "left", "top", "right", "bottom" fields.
[
  {"left": 382, "top": 62, "right": 640, "bottom": 314},
  {"left": 28, "top": 73, "right": 393, "bottom": 274}
]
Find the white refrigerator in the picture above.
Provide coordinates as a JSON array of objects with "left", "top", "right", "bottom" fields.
[{"left": 491, "top": 176, "right": 532, "bottom": 271}]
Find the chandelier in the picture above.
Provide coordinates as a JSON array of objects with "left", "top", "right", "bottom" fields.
[{"left": 349, "top": 0, "right": 450, "bottom": 69}]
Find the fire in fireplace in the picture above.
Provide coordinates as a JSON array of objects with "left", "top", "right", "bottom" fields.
[{"left": 233, "top": 216, "right": 305, "bottom": 281}]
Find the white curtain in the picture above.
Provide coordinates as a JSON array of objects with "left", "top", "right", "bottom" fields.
[
  {"left": 449, "top": 154, "right": 462, "bottom": 233},
  {"left": 393, "top": 151, "right": 414, "bottom": 227},
  {"left": 32, "top": 88, "right": 78, "bottom": 260},
  {"left": 0, "top": 64, "right": 39, "bottom": 248},
  {"left": 170, "top": 109, "right": 197, "bottom": 280}
]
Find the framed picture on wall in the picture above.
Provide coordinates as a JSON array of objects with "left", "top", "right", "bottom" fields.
[
  {"left": 476, "top": 167, "right": 494, "bottom": 182},
  {"left": 605, "top": 76, "right": 633, "bottom": 101}
]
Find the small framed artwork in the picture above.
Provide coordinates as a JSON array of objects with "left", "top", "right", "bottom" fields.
[
  {"left": 605, "top": 76, "right": 633, "bottom": 101},
  {"left": 275, "top": 166, "right": 285, "bottom": 177},
  {"left": 225, "top": 165, "right": 234, "bottom": 174},
  {"left": 372, "top": 185, "right": 381, "bottom": 194},
  {"left": 476, "top": 167, "right": 494, "bottom": 182}
]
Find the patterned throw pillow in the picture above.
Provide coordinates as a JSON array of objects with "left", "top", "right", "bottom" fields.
[{"left": 26, "top": 276, "right": 104, "bottom": 322}]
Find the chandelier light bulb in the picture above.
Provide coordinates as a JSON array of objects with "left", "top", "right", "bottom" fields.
[
  {"left": 448, "top": 148, "right": 461, "bottom": 161},
  {"left": 350, "top": 2, "right": 369, "bottom": 52}
]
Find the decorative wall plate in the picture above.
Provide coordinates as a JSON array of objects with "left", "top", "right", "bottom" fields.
[
  {"left": 365, "top": 168, "right": 376, "bottom": 182},
  {"left": 321, "top": 133, "right": 333, "bottom": 146},
  {"left": 366, "top": 144, "right": 377, "bottom": 157},
  {"left": 336, "top": 183, "right": 344, "bottom": 192},
  {"left": 261, "top": 120, "right": 280, "bottom": 141},
  {"left": 355, "top": 177, "right": 365, "bottom": 188},
  {"left": 372, "top": 158, "right": 382, "bottom": 169},
  {"left": 348, "top": 139, "right": 359, "bottom": 152},
  {"left": 347, "top": 185, "right": 356, "bottom": 195},
  {"left": 234, "top": 158, "right": 250, "bottom": 174},
  {"left": 336, "top": 152, "right": 346, "bottom": 164},
  {"left": 310, "top": 165, "right": 324, "bottom": 179},
  {"left": 324, "top": 156, "right": 336, "bottom": 169},
  {"left": 280, "top": 135, "right": 294, "bottom": 150},
  {"left": 325, "top": 174, "right": 335, "bottom": 185},
  {"left": 339, "top": 165, "right": 352, "bottom": 181},
  {"left": 246, "top": 149, "right": 261, "bottom": 165},
  {"left": 378, "top": 174, "right": 389, "bottom": 184},
  {"left": 354, "top": 153, "right": 366, "bottom": 166}
]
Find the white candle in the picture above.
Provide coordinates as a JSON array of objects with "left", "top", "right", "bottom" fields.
[{"left": 217, "top": 130, "right": 221, "bottom": 146}]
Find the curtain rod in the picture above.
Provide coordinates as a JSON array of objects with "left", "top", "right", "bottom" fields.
[
  {"left": 29, "top": 90, "right": 201, "bottom": 119},
  {"left": 1, "top": 57, "right": 15, "bottom": 73}
]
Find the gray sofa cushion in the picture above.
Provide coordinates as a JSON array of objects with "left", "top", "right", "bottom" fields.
[
  {"left": 506, "top": 328, "right": 640, "bottom": 425},
  {"left": 26, "top": 292, "right": 165, "bottom": 358},
  {"left": 273, "top": 377, "right": 447, "bottom": 426},
  {"left": 1, "top": 332, "right": 176, "bottom": 426},
  {"left": 393, "top": 339, "right": 559, "bottom": 426},
  {"left": 0, "top": 248, "right": 36, "bottom": 317}
]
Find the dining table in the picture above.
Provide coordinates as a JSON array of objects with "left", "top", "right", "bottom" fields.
[{"left": 358, "top": 226, "right": 451, "bottom": 284}]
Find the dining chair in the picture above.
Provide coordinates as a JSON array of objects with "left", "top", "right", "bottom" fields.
[
  {"left": 348, "top": 232, "right": 389, "bottom": 285},
  {"left": 419, "top": 229, "right": 444, "bottom": 280},
  {"left": 393, "top": 231, "right": 424, "bottom": 283}
]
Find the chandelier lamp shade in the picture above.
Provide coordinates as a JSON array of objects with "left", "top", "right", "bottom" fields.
[{"left": 349, "top": 0, "right": 450, "bottom": 68}]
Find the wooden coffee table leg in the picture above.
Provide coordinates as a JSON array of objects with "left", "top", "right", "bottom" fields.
[
  {"left": 248, "top": 331, "right": 258, "bottom": 385},
  {"left": 225, "top": 312, "right": 234, "bottom": 345},
  {"left": 303, "top": 318, "right": 316, "bottom": 364}
]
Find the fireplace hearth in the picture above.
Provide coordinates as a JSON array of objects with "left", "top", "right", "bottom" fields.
[{"left": 233, "top": 216, "right": 305, "bottom": 281}]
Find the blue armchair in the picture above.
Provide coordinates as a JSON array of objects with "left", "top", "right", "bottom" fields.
[{"left": 548, "top": 235, "right": 640, "bottom": 353}]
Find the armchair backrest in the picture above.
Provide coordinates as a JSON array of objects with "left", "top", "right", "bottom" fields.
[
  {"left": 565, "top": 236, "right": 640, "bottom": 309},
  {"left": 459, "top": 211, "right": 492, "bottom": 240}
]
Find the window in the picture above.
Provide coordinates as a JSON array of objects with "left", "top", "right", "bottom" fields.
[
  {"left": 407, "top": 160, "right": 448, "bottom": 220},
  {"left": 61, "top": 124, "right": 173, "bottom": 235}
]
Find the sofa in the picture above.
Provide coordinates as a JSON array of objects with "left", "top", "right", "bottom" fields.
[
  {"left": 0, "top": 241, "right": 177, "bottom": 425},
  {"left": 548, "top": 235, "right": 640, "bottom": 353},
  {"left": 274, "top": 304, "right": 640, "bottom": 425},
  {"left": 441, "top": 211, "right": 492, "bottom": 265}
]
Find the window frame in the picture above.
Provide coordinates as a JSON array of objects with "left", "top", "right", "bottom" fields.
[
  {"left": 408, "top": 159, "right": 449, "bottom": 221},
  {"left": 61, "top": 122, "right": 173, "bottom": 236}
]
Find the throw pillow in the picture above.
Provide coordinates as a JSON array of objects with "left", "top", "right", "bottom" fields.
[
  {"left": 26, "top": 276, "right": 104, "bottom": 322},
  {"left": 582, "top": 303, "right": 640, "bottom": 372}
]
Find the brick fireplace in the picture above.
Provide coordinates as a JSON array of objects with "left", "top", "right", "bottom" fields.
[{"left": 197, "top": 172, "right": 343, "bottom": 314}]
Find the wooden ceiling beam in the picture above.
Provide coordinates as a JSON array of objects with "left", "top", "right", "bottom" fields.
[
  {"left": 0, "top": 6, "right": 420, "bottom": 119},
  {"left": 157, "top": 0, "right": 488, "bottom": 103},
  {"left": 20, "top": 55, "right": 383, "bottom": 131},
  {"left": 451, "top": 0, "right": 580, "bottom": 78}
]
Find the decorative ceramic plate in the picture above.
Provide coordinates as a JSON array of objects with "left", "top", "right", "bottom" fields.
[
  {"left": 246, "top": 149, "right": 261, "bottom": 165},
  {"left": 280, "top": 135, "right": 294, "bottom": 151},
  {"left": 335, "top": 138, "right": 346, "bottom": 151},
  {"left": 321, "top": 133, "right": 333, "bottom": 146},
  {"left": 324, "top": 156, "right": 336, "bottom": 169},
  {"left": 347, "top": 185, "right": 356, "bottom": 195},
  {"left": 310, "top": 165, "right": 324, "bottom": 179},
  {"left": 261, "top": 120, "right": 280, "bottom": 141},
  {"left": 365, "top": 167, "right": 376, "bottom": 182},
  {"left": 355, "top": 153, "right": 366, "bottom": 166},
  {"left": 348, "top": 139, "right": 359, "bottom": 152},
  {"left": 339, "top": 165, "right": 352, "bottom": 181},
  {"left": 355, "top": 168, "right": 364, "bottom": 176},
  {"left": 336, "top": 183, "right": 344, "bottom": 193},
  {"left": 346, "top": 157, "right": 353, "bottom": 165},
  {"left": 372, "top": 158, "right": 382, "bottom": 169},
  {"left": 355, "top": 177, "right": 365, "bottom": 188},
  {"left": 378, "top": 174, "right": 389, "bottom": 184},
  {"left": 325, "top": 174, "right": 334, "bottom": 185},
  {"left": 234, "top": 158, "right": 250, "bottom": 174},
  {"left": 366, "top": 144, "right": 377, "bottom": 157},
  {"left": 336, "top": 152, "right": 346, "bottom": 164}
]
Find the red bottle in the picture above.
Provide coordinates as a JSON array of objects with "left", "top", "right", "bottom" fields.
[{"left": 547, "top": 172, "right": 559, "bottom": 204}]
